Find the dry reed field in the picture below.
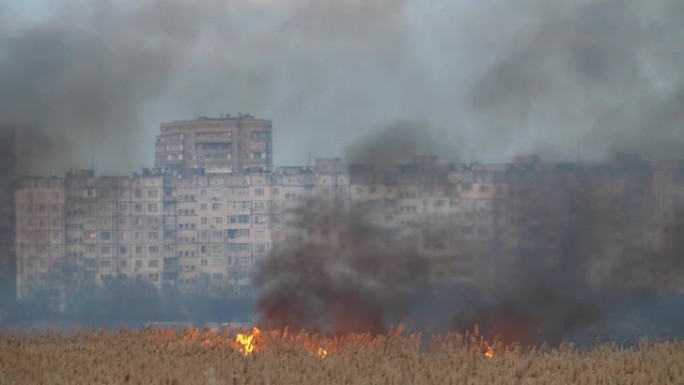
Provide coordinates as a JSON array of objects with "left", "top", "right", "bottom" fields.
[{"left": 1, "top": 327, "right": 683, "bottom": 385}]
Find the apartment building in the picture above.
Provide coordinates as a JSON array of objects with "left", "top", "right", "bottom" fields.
[
  {"left": 164, "top": 172, "right": 272, "bottom": 297},
  {"left": 15, "top": 170, "right": 166, "bottom": 308},
  {"left": 15, "top": 177, "right": 65, "bottom": 309},
  {"left": 155, "top": 114, "right": 272, "bottom": 174},
  {"left": 15, "top": 151, "right": 684, "bottom": 307}
]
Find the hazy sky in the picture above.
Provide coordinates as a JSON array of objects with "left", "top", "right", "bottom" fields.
[{"left": 1, "top": 0, "right": 683, "bottom": 174}]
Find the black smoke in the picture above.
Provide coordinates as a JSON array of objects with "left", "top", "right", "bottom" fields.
[
  {"left": 254, "top": 138, "right": 684, "bottom": 344},
  {"left": 254, "top": 199, "right": 430, "bottom": 334}
]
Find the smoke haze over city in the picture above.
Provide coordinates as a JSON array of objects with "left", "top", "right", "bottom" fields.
[
  {"left": 2, "top": 0, "right": 684, "bottom": 349},
  {"left": 2, "top": 0, "right": 684, "bottom": 173}
]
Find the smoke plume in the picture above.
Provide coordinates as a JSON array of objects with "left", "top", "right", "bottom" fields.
[
  {"left": 4, "top": 0, "right": 684, "bottom": 343},
  {"left": 468, "top": 0, "right": 684, "bottom": 161},
  {"left": 255, "top": 137, "right": 684, "bottom": 345},
  {"left": 4, "top": 0, "right": 684, "bottom": 173},
  {"left": 254, "top": 199, "right": 430, "bottom": 334},
  {"left": 0, "top": 0, "right": 230, "bottom": 173}
]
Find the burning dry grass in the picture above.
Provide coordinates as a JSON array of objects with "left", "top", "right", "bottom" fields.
[{"left": 1, "top": 327, "right": 683, "bottom": 385}]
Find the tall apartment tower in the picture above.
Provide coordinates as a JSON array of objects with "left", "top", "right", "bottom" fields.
[
  {"left": 0, "top": 125, "right": 16, "bottom": 306},
  {"left": 155, "top": 114, "right": 272, "bottom": 174}
]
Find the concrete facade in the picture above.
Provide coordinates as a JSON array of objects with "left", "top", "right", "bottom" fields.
[
  {"left": 15, "top": 149, "right": 684, "bottom": 306},
  {"left": 155, "top": 114, "right": 272, "bottom": 174}
]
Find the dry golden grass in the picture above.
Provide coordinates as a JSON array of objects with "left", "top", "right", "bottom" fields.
[{"left": 1, "top": 327, "right": 683, "bottom": 385}]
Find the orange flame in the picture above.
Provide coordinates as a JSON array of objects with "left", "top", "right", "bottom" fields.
[
  {"left": 236, "top": 327, "right": 261, "bottom": 356},
  {"left": 316, "top": 347, "right": 328, "bottom": 358},
  {"left": 147, "top": 324, "right": 514, "bottom": 360},
  {"left": 484, "top": 342, "right": 494, "bottom": 359}
]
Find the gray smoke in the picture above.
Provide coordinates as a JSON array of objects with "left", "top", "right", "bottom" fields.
[
  {"left": 469, "top": 0, "right": 684, "bottom": 161},
  {"left": 3, "top": 0, "right": 684, "bottom": 340},
  {"left": 345, "top": 120, "right": 460, "bottom": 165},
  {"left": 0, "top": 0, "right": 413, "bottom": 174},
  {"left": 0, "top": 0, "right": 230, "bottom": 173},
  {"left": 5, "top": 0, "right": 684, "bottom": 174},
  {"left": 255, "top": 133, "right": 684, "bottom": 344}
]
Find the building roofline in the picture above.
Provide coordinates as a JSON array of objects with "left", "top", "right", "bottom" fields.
[{"left": 160, "top": 113, "right": 271, "bottom": 125}]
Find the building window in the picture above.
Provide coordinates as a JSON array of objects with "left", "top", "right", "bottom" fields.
[
  {"left": 148, "top": 273, "right": 159, "bottom": 282},
  {"left": 100, "top": 231, "right": 111, "bottom": 241},
  {"left": 254, "top": 244, "right": 267, "bottom": 254},
  {"left": 99, "top": 259, "right": 111, "bottom": 267},
  {"left": 135, "top": 260, "right": 142, "bottom": 268},
  {"left": 120, "top": 260, "right": 127, "bottom": 267},
  {"left": 148, "top": 260, "right": 159, "bottom": 268},
  {"left": 149, "top": 246, "right": 159, "bottom": 254},
  {"left": 251, "top": 131, "right": 269, "bottom": 140},
  {"left": 201, "top": 259, "right": 208, "bottom": 266}
]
